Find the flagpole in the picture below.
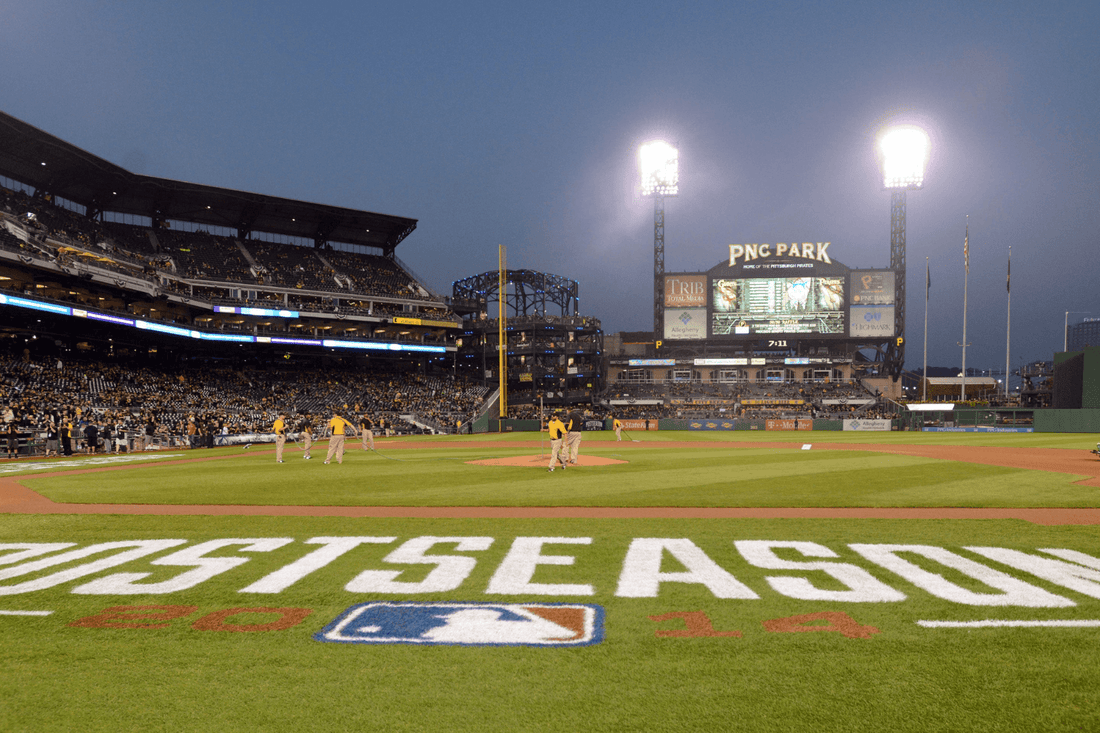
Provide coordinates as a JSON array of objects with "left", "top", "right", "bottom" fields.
[
  {"left": 1005, "top": 246, "right": 1011, "bottom": 401},
  {"left": 923, "top": 256, "right": 929, "bottom": 403},
  {"left": 960, "top": 216, "right": 969, "bottom": 403}
]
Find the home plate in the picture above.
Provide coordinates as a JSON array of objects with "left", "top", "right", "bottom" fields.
[{"left": 467, "top": 455, "right": 628, "bottom": 467}]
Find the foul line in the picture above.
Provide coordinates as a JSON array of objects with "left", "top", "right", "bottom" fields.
[
  {"left": 0, "top": 609, "right": 53, "bottom": 616},
  {"left": 918, "top": 619, "right": 1100, "bottom": 629}
]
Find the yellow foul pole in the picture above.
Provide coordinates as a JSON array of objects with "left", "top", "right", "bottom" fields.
[{"left": 498, "top": 244, "right": 507, "bottom": 419}]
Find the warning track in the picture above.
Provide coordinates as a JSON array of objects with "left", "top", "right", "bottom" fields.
[{"left": 1, "top": 440, "right": 1098, "bottom": 525}]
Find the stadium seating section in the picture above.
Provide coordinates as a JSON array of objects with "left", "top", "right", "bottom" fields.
[{"left": 0, "top": 186, "right": 454, "bottom": 321}]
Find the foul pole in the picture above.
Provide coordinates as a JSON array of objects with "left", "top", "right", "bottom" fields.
[{"left": 498, "top": 244, "right": 507, "bottom": 419}]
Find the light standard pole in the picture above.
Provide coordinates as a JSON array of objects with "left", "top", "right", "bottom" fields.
[
  {"left": 878, "top": 126, "right": 929, "bottom": 382},
  {"left": 638, "top": 141, "right": 679, "bottom": 353}
]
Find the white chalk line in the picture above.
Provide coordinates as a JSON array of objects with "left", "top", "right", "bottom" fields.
[{"left": 918, "top": 619, "right": 1100, "bottom": 629}]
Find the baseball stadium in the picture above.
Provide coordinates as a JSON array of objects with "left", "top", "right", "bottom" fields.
[{"left": 2, "top": 111, "right": 1100, "bottom": 733}]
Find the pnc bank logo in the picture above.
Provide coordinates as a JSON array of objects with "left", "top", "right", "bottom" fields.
[{"left": 315, "top": 601, "right": 604, "bottom": 647}]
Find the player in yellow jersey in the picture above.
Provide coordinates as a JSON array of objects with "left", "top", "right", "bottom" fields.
[
  {"left": 547, "top": 413, "right": 568, "bottom": 472},
  {"left": 323, "top": 412, "right": 357, "bottom": 464},
  {"left": 273, "top": 413, "right": 286, "bottom": 463}
]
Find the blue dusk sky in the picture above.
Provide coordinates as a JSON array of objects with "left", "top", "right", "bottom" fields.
[{"left": 1, "top": 1, "right": 1098, "bottom": 372}]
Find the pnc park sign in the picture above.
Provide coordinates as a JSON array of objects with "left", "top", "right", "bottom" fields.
[{"left": 729, "top": 242, "right": 833, "bottom": 267}]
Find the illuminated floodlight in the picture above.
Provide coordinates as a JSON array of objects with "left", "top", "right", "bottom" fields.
[
  {"left": 639, "top": 140, "right": 679, "bottom": 196},
  {"left": 880, "top": 126, "right": 929, "bottom": 189}
]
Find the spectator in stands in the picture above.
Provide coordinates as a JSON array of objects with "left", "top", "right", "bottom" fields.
[
  {"left": 44, "top": 418, "right": 59, "bottom": 457},
  {"left": 101, "top": 421, "right": 113, "bottom": 455},
  {"left": 84, "top": 420, "right": 99, "bottom": 454},
  {"left": 61, "top": 415, "right": 74, "bottom": 456},
  {"left": 144, "top": 415, "right": 158, "bottom": 451},
  {"left": 3, "top": 419, "right": 16, "bottom": 459}
]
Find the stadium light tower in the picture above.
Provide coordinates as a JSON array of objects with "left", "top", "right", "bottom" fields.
[
  {"left": 877, "top": 125, "right": 929, "bottom": 381},
  {"left": 639, "top": 140, "right": 679, "bottom": 348}
]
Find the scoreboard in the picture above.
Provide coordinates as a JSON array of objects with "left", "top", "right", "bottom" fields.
[{"left": 662, "top": 243, "right": 894, "bottom": 344}]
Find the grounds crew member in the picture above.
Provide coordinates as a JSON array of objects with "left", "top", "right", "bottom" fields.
[
  {"left": 360, "top": 415, "right": 375, "bottom": 450},
  {"left": 547, "top": 412, "right": 568, "bottom": 472},
  {"left": 323, "top": 412, "right": 357, "bottom": 464},
  {"left": 612, "top": 415, "right": 623, "bottom": 442},
  {"left": 300, "top": 421, "right": 313, "bottom": 459},
  {"left": 273, "top": 413, "right": 287, "bottom": 463},
  {"left": 565, "top": 408, "right": 584, "bottom": 465}
]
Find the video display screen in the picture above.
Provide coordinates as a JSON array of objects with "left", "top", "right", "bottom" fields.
[{"left": 710, "top": 276, "right": 846, "bottom": 337}]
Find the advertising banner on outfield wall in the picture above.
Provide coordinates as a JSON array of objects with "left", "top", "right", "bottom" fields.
[
  {"left": 843, "top": 419, "right": 893, "bottom": 431},
  {"left": 924, "top": 426, "right": 1034, "bottom": 433},
  {"left": 687, "top": 420, "right": 737, "bottom": 430},
  {"left": 214, "top": 432, "right": 275, "bottom": 446},
  {"left": 664, "top": 308, "right": 707, "bottom": 340},
  {"left": 620, "top": 419, "right": 658, "bottom": 431},
  {"left": 766, "top": 419, "right": 813, "bottom": 431}
]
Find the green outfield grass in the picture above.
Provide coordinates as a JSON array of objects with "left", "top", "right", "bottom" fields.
[
  {"left": 2, "top": 432, "right": 1099, "bottom": 732},
  {"left": 2, "top": 514, "right": 1099, "bottom": 732},
  {"left": 18, "top": 431, "right": 1100, "bottom": 508}
]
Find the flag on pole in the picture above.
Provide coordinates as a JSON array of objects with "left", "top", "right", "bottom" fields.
[
  {"left": 1007, "top": 247, "right": 1011, "bottom": 294},
  {"left": 926, "top": 260, "right": 931, "bottom": 294},
  {"left": 964, "top": 218, "right": 970, "bottom": 275}
]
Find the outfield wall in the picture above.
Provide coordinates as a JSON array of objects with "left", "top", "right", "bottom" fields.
[
  {"left": 1033, "top": 409, "right": 1100, "bottom": 433},
  {"left": 490, "top": 410, "right": 1098, "bottom": 433},
  {"left": 490, "top": 418, "right": 897, "bottom": 433}
]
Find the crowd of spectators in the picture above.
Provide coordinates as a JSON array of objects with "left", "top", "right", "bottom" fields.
[
  {"left": 0, "top": 351, "right": 489, "bottom": 457},
  {"left": 597, "top": 378, "right": 888, "bottom": 421},
  {"left": 499, "top": 378, "right": 889, "bottom": 425},
  {"left": 322, "top": 249, "right": 433, "bottom": 301},
  {"left": 245, "top": 240, "right": 333, "bottom": 291},
  {"left": 0, "top": 185, "right": 457, "bottom": 322}
]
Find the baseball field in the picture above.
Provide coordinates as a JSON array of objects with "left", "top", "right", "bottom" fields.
[{"left": 2, "top": 430, "right": 1099, "bottom": 732}]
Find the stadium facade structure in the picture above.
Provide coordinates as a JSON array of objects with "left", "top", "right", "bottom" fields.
[
  {"left": 611, "top": 243, "right": 904, "bottom": 399},
  {"left": 452, "top": 269, "right": 604, "bottom": 407},
  {"left": 1067, "top": 319, "right": 1100, "bottom": 353},
  {"left": 0, "top": 110, "right": 462, "bottom": 370}
]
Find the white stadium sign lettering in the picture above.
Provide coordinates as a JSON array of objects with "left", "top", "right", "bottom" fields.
[{"left": 729, "top": 242, "right": 832, "bottom": 267}]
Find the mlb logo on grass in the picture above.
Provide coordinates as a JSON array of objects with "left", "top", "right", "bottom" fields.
[{"left": 315, "top": 602, "right": 604, "bottom": 647}]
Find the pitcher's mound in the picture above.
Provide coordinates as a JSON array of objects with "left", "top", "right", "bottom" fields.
[{"left": 468, "top": 454, "right": 627, "bottom": 467}]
